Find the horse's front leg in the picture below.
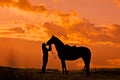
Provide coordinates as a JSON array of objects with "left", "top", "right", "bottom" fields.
[
  {"left": 61, "top": 60, "right": 68, "bottom": 75},
  {"left": 61, "top": 60, "right": 64, "bottom": 74}
]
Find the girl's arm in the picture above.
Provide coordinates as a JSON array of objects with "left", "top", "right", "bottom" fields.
[{"left": 48, "top": 44, "right": 52, "bottom": 51}]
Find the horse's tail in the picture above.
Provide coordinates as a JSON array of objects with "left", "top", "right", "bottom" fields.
[{"left": 88, "top": 48, "right": 91, "bottom": 61}]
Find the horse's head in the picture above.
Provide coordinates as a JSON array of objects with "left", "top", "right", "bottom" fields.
[{"left": 46, "top": 35, "right": 56, "bottom": 45}]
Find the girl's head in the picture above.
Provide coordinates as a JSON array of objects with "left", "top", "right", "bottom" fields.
[{"left": 42, "top": 43, "right": 46, "bottom": 48}]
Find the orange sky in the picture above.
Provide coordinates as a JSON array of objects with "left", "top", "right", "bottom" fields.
[{"left": 0, "top": 0, "right": 120, "bottom": 70}]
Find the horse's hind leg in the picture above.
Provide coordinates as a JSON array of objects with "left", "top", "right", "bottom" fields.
[
  {"left": 61, "top": 60, "right": 68, "bottom": 75},
  {"left": 83, "top": 57, "right": 90, "bottom": 76}
]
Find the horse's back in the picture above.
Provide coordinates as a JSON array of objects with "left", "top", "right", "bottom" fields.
[
  {"left": 68, "top": 46, "right": 91, "bottom": 58},
  {"left": 61, "top": 46, "right": 91, "bottom": 60},
  {"left": 78, "top": 46, "right": 91, "bottom": 58},
  {"left": 78, "top": 46, "right": 91, "bottom": 52},
  {"left": 66, "top": 46, "right": 91, "bottom": 54}
]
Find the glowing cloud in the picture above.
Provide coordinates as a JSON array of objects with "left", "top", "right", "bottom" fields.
[
  {"left": 0, "top": 22, "right": 48, "bottom": 41},
  {"left": 0, "top": 0, "right": 120, "bottom": 47},
  {"left": 1, "top": 20, "right": 120, "bottom": 48},
  {"left": 43, "top": 22, "right": 67, "bottom": 37},
  {"left": 108, "top": 58, "right": 120, "bottom": 66},
  {"left": 0, "top": 0, "right": 47, "bottom": 12}
]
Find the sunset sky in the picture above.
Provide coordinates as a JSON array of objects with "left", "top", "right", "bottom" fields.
[{"left": 0, "top": 0, "right": 120, "bottom": 70}]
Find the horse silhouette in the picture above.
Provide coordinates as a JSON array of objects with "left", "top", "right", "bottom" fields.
[{"left": 46, "top": 35, "right": 91, "bottom": 76}]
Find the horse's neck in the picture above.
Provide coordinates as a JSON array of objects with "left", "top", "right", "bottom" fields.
[{"left": 54, "top": 38, "right": 64, "bottom": 51}]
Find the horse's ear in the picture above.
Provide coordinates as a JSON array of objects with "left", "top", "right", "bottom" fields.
[{"left": 52, "top": 35, "right": 55, "bottom": 37}]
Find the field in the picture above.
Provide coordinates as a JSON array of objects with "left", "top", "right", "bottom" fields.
[{"left": 0, "top": 66, "right": 120, "bottom": 80}]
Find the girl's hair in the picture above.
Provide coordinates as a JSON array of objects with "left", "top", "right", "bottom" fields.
[{"left": 42, "top": 43, "right": 46, "bottom": 48}]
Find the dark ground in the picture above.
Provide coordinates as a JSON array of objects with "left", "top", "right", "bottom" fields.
[{"left": 0, "top": 66, "right": 120, "bottom": 80}]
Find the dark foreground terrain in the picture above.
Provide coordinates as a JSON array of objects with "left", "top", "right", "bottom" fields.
[{"left": 0, "top": 66, "right": 120, "bottom": 80}]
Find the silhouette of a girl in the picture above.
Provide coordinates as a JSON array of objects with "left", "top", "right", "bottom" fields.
[{"left": 42, "top": 43, "right": 51, "bottom": 73}]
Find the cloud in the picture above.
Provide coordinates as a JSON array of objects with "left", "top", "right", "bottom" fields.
[
  {"left": 105, "top": 24, "right": 120, "bottom": 37},
  {"left": 34, "top": 9, "right": 120, "bottom": 48},
  {"left": 42, "top": 12, "right": 120, "bottom": 47},
  {"left": 0, "top": 22, "right": 25, "bottom": 34},
  {"left": 1, "top": 15, "right": 120, "bottom": 49},
  {"left": 98, "top": 24, "right": 120, "bottom": 43},
  {"left": 9, "top": 27, "right": 25, "bottom": 33},
  {"left": 68, "top": 23, "right": 120, "bottom": 44},
  {"left": 108, "top": 58, "right": 120, "bottom": 66},
  {"left": 0, "top": 0, "right": 47, "bottom": 12},
  {"left": 0, "top": 23, "right": 48, "bottom": 41},
  {"left": 43, "top": 22, "right": 67, "bottom": 37}
]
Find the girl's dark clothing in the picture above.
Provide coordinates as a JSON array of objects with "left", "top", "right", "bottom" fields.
[{"left": 42, "top": 43, "right": 51, "bottom": 73}]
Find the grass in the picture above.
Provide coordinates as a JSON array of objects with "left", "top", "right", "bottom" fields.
[{"left": 0, "top": 66, "right": 120, "bottom": 80}]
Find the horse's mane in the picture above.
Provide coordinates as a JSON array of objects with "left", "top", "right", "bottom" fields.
[
  {"left": 53, "top": 36, "right": 64, "bottom": 46},
  {"left": 54, "top": 36, "right": 76, "bottom": 48}
]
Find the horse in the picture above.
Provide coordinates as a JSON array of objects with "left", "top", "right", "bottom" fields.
[{"left": 46, "top": 35, "right": 91, "bottom": 76}]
